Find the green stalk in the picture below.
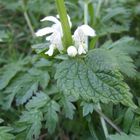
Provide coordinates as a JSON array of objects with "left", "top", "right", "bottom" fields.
[
  {"left": 23, "top": 10, "right": 35, "bottom": 38},
  {"left": 97, "top": 104, "right": 109, "bottom": 139},
  {"left": 95, "top": 0, "right": 103, "bottom": 18},
  {"left": 55, "top": 0, "right": 72, "bottom": 49},
  {"left": 21, "top": 0, "right": 35, "bottom": 38},
  {"left": 95, "top": 108, "right": 122, "bottom": 134},
  {"left": 84, "top": 1, "right": 88, "bottom": 25},
  {"left": 84, "top": 1, "right": 88, "bottom": 50}
]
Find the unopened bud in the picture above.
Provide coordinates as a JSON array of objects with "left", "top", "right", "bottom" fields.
[{"left": 67, "top": 46, "right": 77, "bottom": 57}]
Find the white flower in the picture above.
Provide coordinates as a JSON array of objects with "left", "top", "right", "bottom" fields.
[
  {"left": 35, "top": 27, "right": 55, "bottom": 37},
  {"left": 36, "top": 15, "right": 96, "bottom": 57},
  {"left": 45, "top": 44, "right": 55, "bottom": 56},
  {"left": 35, "top": 16, "right": 63, "bottom": 56},
  {"left": 73, "top": 24, "right": 96, "bottom": 55},
  {"left": 78, "top": 44, "right": 86, "bottom": 55},
  {"left": 67, "top": 46, "right": 78, "bottom": 57}
]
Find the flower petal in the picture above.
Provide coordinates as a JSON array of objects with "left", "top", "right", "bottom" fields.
[
  {"left": 35, "top": 27, "right": 54, "bottom": 36},
  {"left": 79, "top": 25, "right": 96, "bottom": 37},
  {"left": 52, "top": 23, "right": 63, "bottom": 36},
  {"left": 78, "top": 44, "right": 86, "bottom": 55},
  {"left": 41, "top": 16, "right": 60, "bottom": 25},
  {"left": 46, "top": 35, "right": 51, "bottom": 41},
  {"left": 45, "top": 44, "right": 55, "bottom": 56}
]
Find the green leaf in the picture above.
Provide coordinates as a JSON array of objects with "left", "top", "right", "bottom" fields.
[
  {"left": 97, "top": 22, "right": 129, "bottom": 36},
  {"left": 59, "top": 94, "right": 76, "bottom": 119},
  {"left": 3, "top": 67, "right": 50, "bottom": 108},
  {"left": 0, "top": 59, "right": 29, "bottom": 90},
  {"left": 0, "top": 126, "right": 15, "bottom": 140},
  {"left": 102, "top": 37, "right": 140, "bottom": 77},
  {"left": 0, "top": 30, "right": 9, "bottom": 42},
  {"left": 27, "top": 0, "right": 55, "bottom": 15},
  {"left": 43, "top": 100, "right": 60, "bottom": 133},
  {"left": 102, "top": 7, "right": 130, "bottom": 22},
  {"left": 28, "top": 68, "right": 50, "bottom": 89},
  {"left": 123, "top": 108, "right": 134, "bottom": 133},
  {"left": 106, "top": 37, "right": 140, "bottom": 55},
  {"left": 96, "top": 4, "right": 131, "bottom": 36},
  {"left": 32, "top": 43, "right": 49, "bottom": 54},
  {"left": 55, "top": 49, "right": 136, "bottom": 108},
  {"left": 0, "top": 92, "right": 16, "bottom": 110},
  {"left": 26, "top": 91, "right": 49, "bottom": 110},
  {"left": 81, "top": 102, "right": 94, "bottom": 116},
  {"left": 19, "top": 110, "right": 43, "bottom": 140},
  {"left": 130, "top": 117, "right": 140, "bottom": 135},
  {"left": 111, "top": 50, "right": 137, "bottom": 78},
  {"left": 0, "top": 0, "right": 20, "bottom": 11},
  {"left": 108, "top": 133, "right": 140, "bottom": 140},
  {"left": 34, "top": 58, "right": 52, "bottom": 68},
  {"left": 90, "top": 36, "right": 98, "bottom": 49}
]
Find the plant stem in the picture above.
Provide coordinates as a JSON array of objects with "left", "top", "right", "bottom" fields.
[
  {"left": 21, "top": 0, "right": 35, "bottom": 38},
  {"left": 96, "top": 0, "right": 103, "bottom": 18},
  {"left": 88, "top": 122, "right": 98, "bottom": 140},
  {"left": 55, "top": 0, "right": 72, "bottom": 49},
  {"left": 95, "top": 105, "right": 122, "bottom": 134},
  {"left": 24, "top": 11, "right": 36, "bottom": 38},
  {"left": 84, "top": 1, "right": 88, "bottom": 50},
  {"left": 97, "top": 104, "right": 109, "bottom": 138}
]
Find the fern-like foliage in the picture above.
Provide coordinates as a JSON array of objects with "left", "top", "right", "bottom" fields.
[
  {"left": 108, "top": 133, "right": 140, "bottom": 140},
  {"left": 1, "top": 68, "right": 50, "bottom": 109},
  {"left": 95, "top": 1, "right": 132, "bottom": 36},
  {"left": 0, "top": 119, "right": 15, "bottom": 140},
  {"left": 43, "top": 100, "right": 60, "bottom": 134},
  {"left": 59, "top": 94, "right": 76, "bottom": 119},
  {"left": 101, "top": 37, "right": 140, "bottom": 77},
  {"left": 18, "top": 110, "right": 43, "bottom": 140},
  {"left": 0, "top": 57, "right": 50, "bottom": 109},
  {"left": 0, "top": 58, "right": 29, "bottom": 90},
  {"left": 97, "top": 23, "right": 129, "bottom": 36},
  {"left": 55, "top": 49, "right": 136, "bottom": 108},
  {"left": 16, "top": 91, "right": 60, "bottom": 139},
  {"left": 81, "top": 102, "right": 95, "bottom": 117},
  {"left": 0, "top": 0, "right": 55, "bottom": 15},
  {"left": 111, "top": 51, "right": 136, "bottom": 78},
  {"left": 103, "top": 37, "right": 140, "bottom": 55}
]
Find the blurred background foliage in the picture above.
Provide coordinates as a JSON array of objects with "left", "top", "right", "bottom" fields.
[{"left": 0, "top": 0, "right": 140, "bottom": 139}]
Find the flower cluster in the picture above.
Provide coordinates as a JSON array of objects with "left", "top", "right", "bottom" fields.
[{"left": 35, "top": 15, "right": 96, "bottom": 57}]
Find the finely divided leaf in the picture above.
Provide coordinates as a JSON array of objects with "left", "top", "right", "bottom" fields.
[
  {"left": 3, "top": 68, "right": 50, "bottom": 106},
  {"left": 26, "top": 92, "right": 49, "bottom": 110},
  {"left": 19, "top": 110, "right": 43, "bottom": 140},
  {"left": 108, "top": 133, "right": 140, "bottom": 140},
  {"left": 81, "top": 102, "right": 95, "bottom": 117},
  {"left": 60, "top": 94, "right": 76, "bottom": 119},
  {"left": 0, "top": 126, "right": 15, "bottom": 140},
  {"left": 44, "top": 101, "right": 60, "bottom": 133},
  {"left": 0, "top": 59, "right": 28, "bottom": 90},
  {"left": 102, "top": 37, "right": 140, "bottom": 77},
  {"left": 111, "top": 50, "right": 137, "bottom": 78},
  {"left": 123, "top": 108, "right": 134, "bottom": 133},
  {"left": 107, "top": 37, "right": 140, "bottom": 55}
]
